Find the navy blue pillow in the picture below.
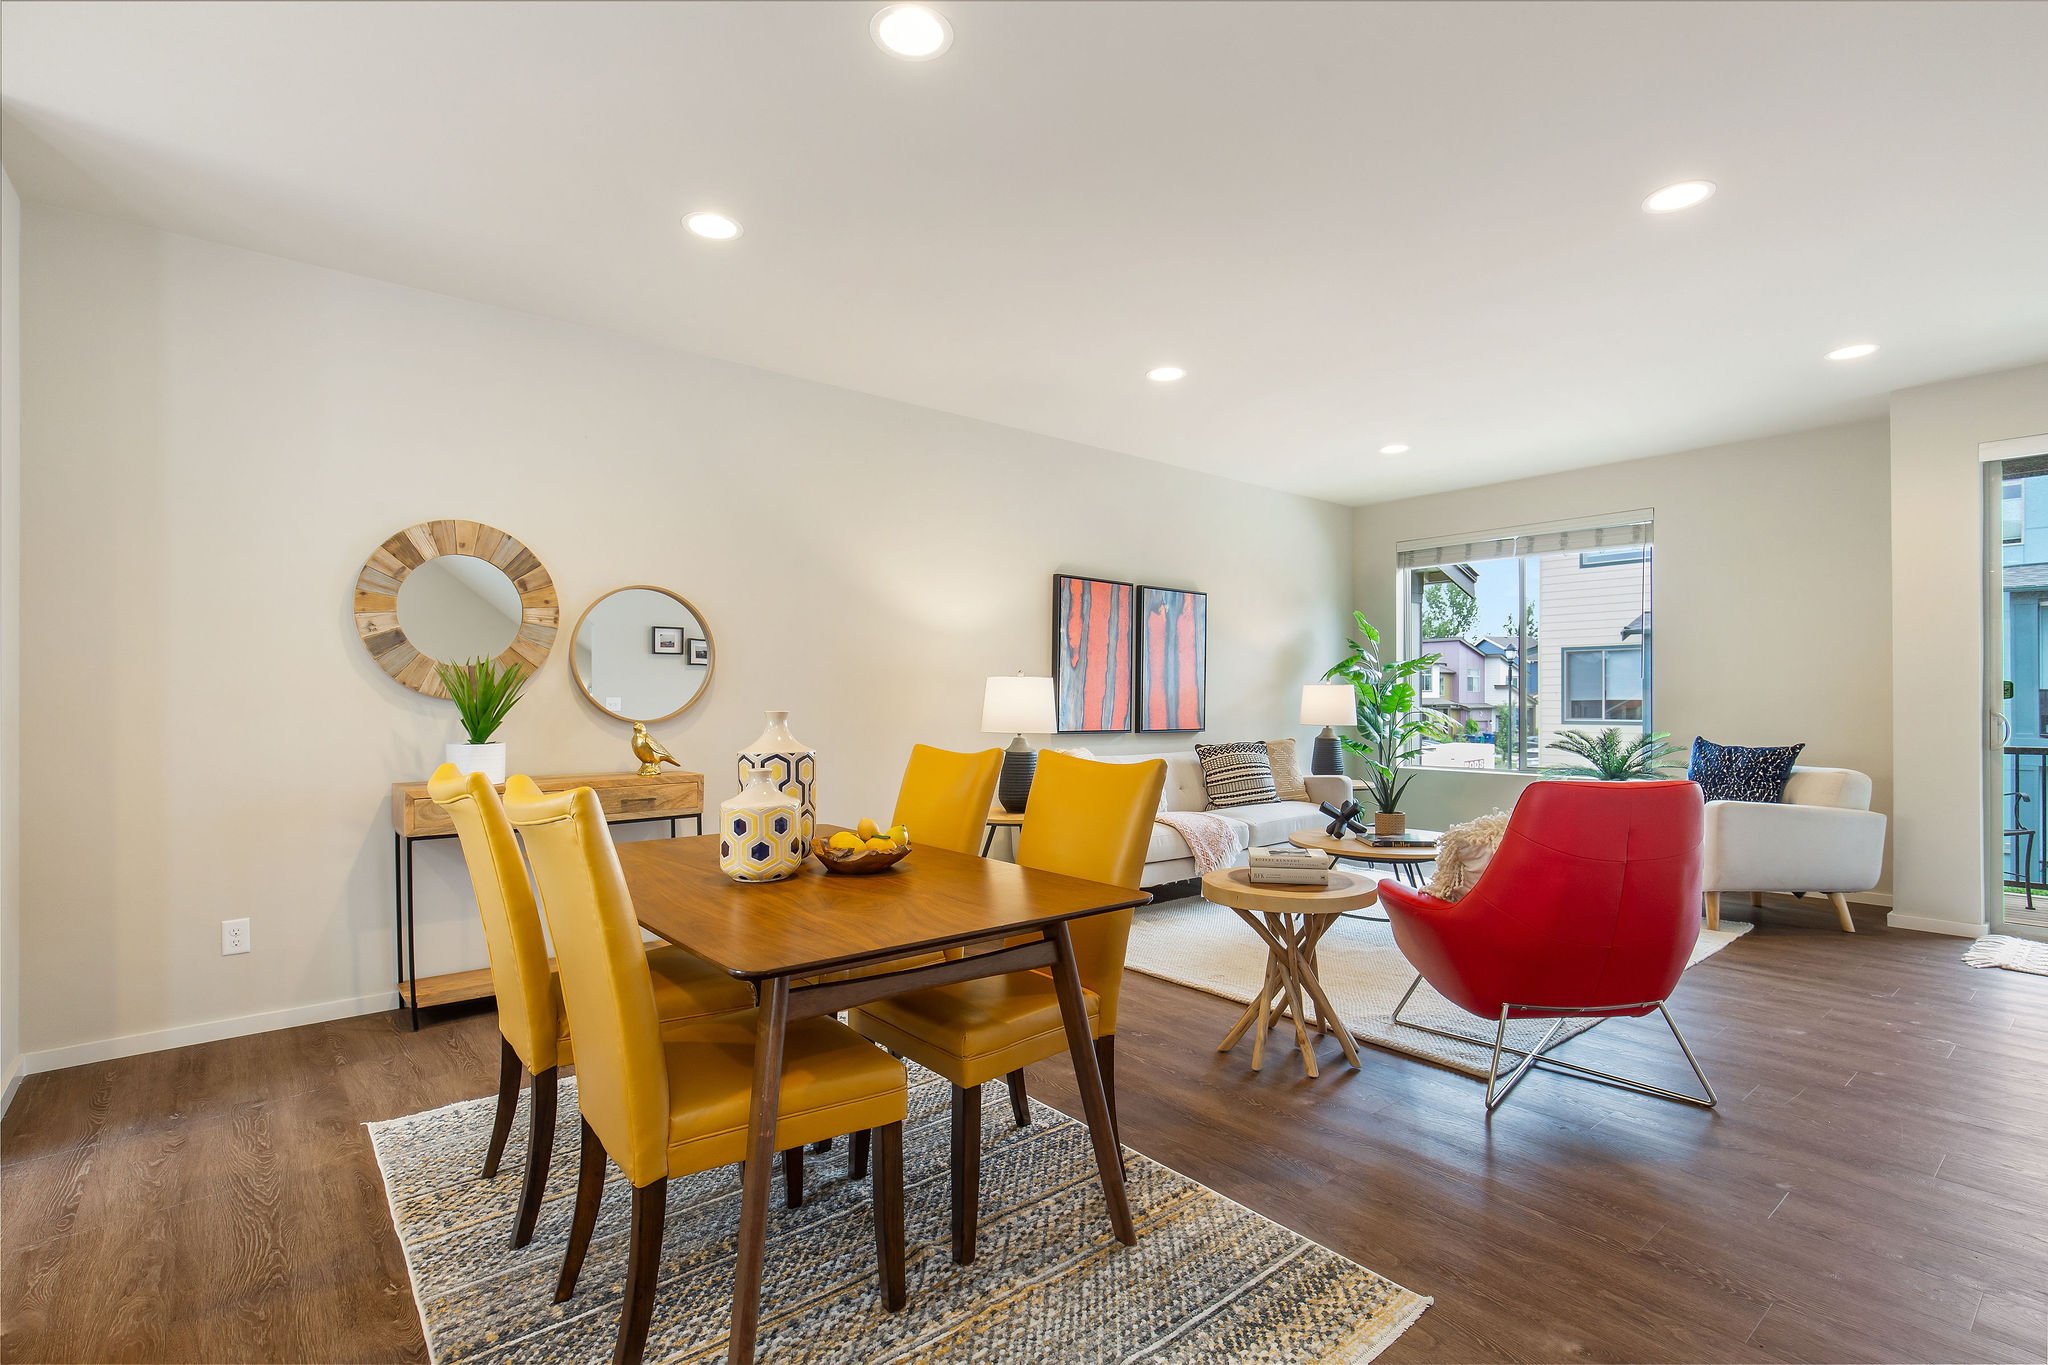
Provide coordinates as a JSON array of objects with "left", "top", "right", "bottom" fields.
[{"left": 1688, "top": 737, "right": 1804, "bottom": 803}]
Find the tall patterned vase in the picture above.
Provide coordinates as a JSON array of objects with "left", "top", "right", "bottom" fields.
[
  {"left": 738, "top": 710, "right": 817, "bottom": 858},
  {"left": 719, "top": 766, "right": 803, "bottom": 883}
]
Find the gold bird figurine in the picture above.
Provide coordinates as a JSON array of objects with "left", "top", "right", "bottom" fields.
[{"left": 631, "top": 723, "right": 679, "bottom": 777}]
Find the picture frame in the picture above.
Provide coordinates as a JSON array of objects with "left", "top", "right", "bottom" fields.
[
  {"left": 651, "top": 625, "right": 685, "bottom": 655},
  {"left": 1137, "top": 584, "right": 1207, "bottom": 733},
  {"left": 1052, "top": 573, "right": 1134, "bottom": 733},
  {"left": 687, "top": 636, "right": 710, "bottom": 667}
]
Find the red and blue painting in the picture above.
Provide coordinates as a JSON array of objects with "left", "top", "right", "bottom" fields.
[
  {"left": 1053, "top": 574, "right": 1133, "bottom": 733},
  {"left": 1138, "top": 585, "right": 1206, "bottom": 733}
]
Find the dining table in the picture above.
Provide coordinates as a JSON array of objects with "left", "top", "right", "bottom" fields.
[{"left": 612, "top": 825, "right": 1152, "bottom": 1365}]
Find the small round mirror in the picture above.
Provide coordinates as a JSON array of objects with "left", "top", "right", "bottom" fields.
[
  {"left": 395, "top": 554, "right": 524, "bottom": 662},
  {"left": 571, "top": 586, "right": 716, "bottom": 723}
]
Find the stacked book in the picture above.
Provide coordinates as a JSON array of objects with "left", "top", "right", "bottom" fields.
[{"left": 1247, "top": 846, "right": 1333, "bottom": 887}]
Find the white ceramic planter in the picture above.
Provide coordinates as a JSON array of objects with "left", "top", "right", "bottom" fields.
[
  {"left": 738, "top": 710, "right": 817, "bottom": 857},
  {"left": 445, "top": 742, "right": 508, "bottom": 784}
]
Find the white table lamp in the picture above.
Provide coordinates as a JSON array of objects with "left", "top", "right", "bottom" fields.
[
  {"left": 1301, "top": 683, "right": 1356, "bottom": 776},
  {"left": 983, "top": 675, "right": 1057, "bottom": 813}
]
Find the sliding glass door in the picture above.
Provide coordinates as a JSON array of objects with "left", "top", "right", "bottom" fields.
[{"left": 1993, "top": 453, "right": 2048, "bottom": 936}]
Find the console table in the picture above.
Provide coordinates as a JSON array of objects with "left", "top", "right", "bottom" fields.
[{"left": 391, "top": 768, "right": 705, "bottom": 1028}]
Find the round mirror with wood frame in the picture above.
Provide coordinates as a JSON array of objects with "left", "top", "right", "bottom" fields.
[
  {"left": 353, "top": 520, "right": 557, "bottom": 698},
  {"left": 570, "top": 585, "right": 717, "bottom": 724}
]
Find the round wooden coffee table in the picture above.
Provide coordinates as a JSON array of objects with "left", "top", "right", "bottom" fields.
[
  {"left": 1201, "top": 866, "right": 1378, "bottom": 1078},
  {"left": 1289, "top": 827, "right": 1439, "bottom": 888}
]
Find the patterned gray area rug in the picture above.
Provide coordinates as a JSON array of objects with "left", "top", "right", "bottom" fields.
[
  {"left": 1963, "top": 934, "right": 2048, "bottom": 976},
  {"left": 1128, "top": 893, "right": 1751, "bottom": 1077},
  {"left": 369, "top": 1066, "right": 1430, "bottom": 1364}
]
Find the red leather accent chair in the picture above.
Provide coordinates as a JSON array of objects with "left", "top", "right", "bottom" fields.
[{"left": 1376, "top": 779, "right": 1718, "bottom": 1111}]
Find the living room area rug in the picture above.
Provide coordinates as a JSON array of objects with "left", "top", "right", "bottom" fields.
[
  {"left": 369, "top": 1064, "right": 1430, "bottom": 1364},
  {"left": 1962, "top": 934, "right": 2048, "bottom": 976},
  {"left": 1127, "top": 893, "right": 1752, "bottom": 1077}
]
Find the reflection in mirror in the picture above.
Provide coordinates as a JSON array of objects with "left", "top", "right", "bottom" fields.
[
  {"left": 571, "top": 586, "right": 715, "bottom": 723},
  {"left": 395, "top": 554, "right": 524, "bottom": 663}
]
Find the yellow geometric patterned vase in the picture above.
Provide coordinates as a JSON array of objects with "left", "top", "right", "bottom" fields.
[{"left": 719, "top": 765, "right": 804, "bottom": 883}]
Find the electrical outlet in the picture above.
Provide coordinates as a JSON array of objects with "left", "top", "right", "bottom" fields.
[{"left": 221, "top": 918, "right": 251, "bottom": 956}]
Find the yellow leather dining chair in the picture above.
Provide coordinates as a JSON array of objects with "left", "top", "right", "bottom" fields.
[
  {"left": 426, "top": 765, "right": 754, "bottom": 1250},
  {"left": 893, "top": 743, "right": 1004, "bottom": 855},
  {"left": 504, "top": 777, "right": 909, "bottom": 1365},
  {"left": 847, "top": 749, "right": 1164, "bottom": 1263}
]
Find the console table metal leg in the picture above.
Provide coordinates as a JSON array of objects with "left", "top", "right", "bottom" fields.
[{"left": 404, "top": 835, "right": 420, "bottom": 1031}]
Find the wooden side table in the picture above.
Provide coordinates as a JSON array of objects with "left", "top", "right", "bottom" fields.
[
  {"left": 390, "top": 768, "right": 704, "bottom": 1028},
  {"left": 1201, "top": 866, "right": 1378, "bottom": 1078},
  {"left": 980, "top": 807, "right": 1025, "bottom": 856}
]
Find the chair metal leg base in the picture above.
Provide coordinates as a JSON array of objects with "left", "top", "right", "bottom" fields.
[{"left": 1390, "top": 976, "right": 1717, "bottom": 1112}]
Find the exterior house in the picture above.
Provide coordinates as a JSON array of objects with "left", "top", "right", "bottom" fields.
[
  {"left": 1537, "top": 547, "right": 1651, "bottom": 748},
  {"left": 1418, "top": 635, "right": 1497, "bottom": 735}
]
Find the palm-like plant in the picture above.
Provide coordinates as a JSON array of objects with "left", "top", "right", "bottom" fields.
[
  {"left": 436, "top": 656, "right": 528, "bottom": 744},
  {"left": 1324, "top": 611, "right": 1456, "bottom": 814},
  {"left": 1543, "top": 727, "right": 1681, "bottom": 781}
]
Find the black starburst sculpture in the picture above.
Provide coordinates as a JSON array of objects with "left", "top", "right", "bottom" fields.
[{"left": 1319, "top": 800, "right": 1371, "bottom": 839}]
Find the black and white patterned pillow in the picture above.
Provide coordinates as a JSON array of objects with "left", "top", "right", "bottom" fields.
[
  {"left": 1688, "top": 737, "right": 1804, "bottom": 803},
  {"left": 1196, "top": 741, "right": 1277, "bottom": 809}
]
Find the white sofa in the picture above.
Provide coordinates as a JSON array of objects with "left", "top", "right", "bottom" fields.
[
  {"left": 1702, "top": 766, "right": 1887, "bottom": 933},
  {"left": 1072, "top": 748, "right": 1354, "bottom": 886}
]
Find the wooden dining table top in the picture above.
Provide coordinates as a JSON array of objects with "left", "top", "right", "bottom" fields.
[{"left": 614, "top": 826, "right": 1152, "bottom": 980}]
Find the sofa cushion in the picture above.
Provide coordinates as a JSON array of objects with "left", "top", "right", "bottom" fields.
[
  {"left": 1264, "top": 737, "right": 1310, "bottom": 802},
  {"left": 1142, "top": 815, "right": 1248, "bottom": 864},
  {"left": 1688, "top": 737, "right": 1804, "bottom": 803},
  {"left": 1197, "top": 741, "right": 1278, "bottom": 808},
  {"left": 1212, "top": 800, "right": 1325, "bottom": 848}
]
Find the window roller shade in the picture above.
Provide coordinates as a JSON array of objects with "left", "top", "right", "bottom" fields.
[{"left": 1395, "top": 511, "right": 1652, "bottom": 569}]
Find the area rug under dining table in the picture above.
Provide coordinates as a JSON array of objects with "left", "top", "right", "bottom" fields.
[
  {"left": 370, "top": 1063, "right": 1430, "bottom": 1364},
  {"left": 1127, "top": 892, "right": 1752, "bottom": 1076}
]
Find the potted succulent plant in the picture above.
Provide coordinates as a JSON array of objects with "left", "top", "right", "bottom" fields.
[
  {"left": 1324, "top": 611, "right": 1455, "bottom": 836},
  {"left": 1543, "top": 727, "right": 1681, "bottom": 780},
  {"left": 436, "top": 655, "right": 527, "bottom": 784}
]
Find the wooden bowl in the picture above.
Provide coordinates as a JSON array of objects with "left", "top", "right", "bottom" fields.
[{"left": 813, "top": 840, "right": 912, "bottom": 875}]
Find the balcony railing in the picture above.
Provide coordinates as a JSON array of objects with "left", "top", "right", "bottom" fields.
[{"left": 2003, "top": 744, "right": 2048, "bottom": 892}]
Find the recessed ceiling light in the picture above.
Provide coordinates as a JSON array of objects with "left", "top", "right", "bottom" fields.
[
  {"left": 871, "top": 4, "right": 953, "bottom": 59},
  {"left": 1379, "top": 444, "right": 1410, "bottom": 455},
  {"left": 684, "top": 212, "right": 742, "bottom": 240},
  {"left": 1825, "top": 342, "right": 1879, "bottom": 361},
  {"left": 1146, "top": 366, "right": 1186, "bottom": 383},
  {"left": 1642, "top": 180, "right": 1716, "bottom": 214}
]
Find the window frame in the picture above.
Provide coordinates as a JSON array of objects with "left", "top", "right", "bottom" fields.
[{"left": 1561, "top": 644, "right": 1646, "bottom": 724}]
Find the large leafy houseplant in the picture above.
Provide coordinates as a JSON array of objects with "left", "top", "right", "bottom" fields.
[
  {"left": 1543, "top": 727, "right": 1681, "bottom": 781},
  {"left": 1323, "top": 611, "right": 1456, "bottom": 819},
  {"left": 436, "top": 656, "right": 528, "bottom": 745}
]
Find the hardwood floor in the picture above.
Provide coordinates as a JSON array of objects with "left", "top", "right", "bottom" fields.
[{"left": 4, "top": 899, "right": 2045, "bottom": 1363}]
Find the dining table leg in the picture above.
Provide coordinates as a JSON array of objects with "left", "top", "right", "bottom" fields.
[
  {"left": 729, "top": 974, "right": 789, "bottom": 1365},
  {"left": 1046, "top": 920, "right": 1135, "bottom": 1246}
]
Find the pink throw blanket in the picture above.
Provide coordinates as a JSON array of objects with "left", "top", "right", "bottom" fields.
[{"left": 1156, "top": 810, "right": 1245, "bottom": 876}]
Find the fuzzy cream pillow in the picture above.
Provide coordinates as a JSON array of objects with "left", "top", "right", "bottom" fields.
[
  {"left": 1264, "top": 737, "right": 1310, "bottom": 802},
  {"left": 1423, "top": 809, "right": 1511, "bottom": 902}
]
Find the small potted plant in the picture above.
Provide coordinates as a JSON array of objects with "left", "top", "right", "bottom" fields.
[
  {"left": 1324, "top": 611, "right": 1455, "bottom": 836},
  {"left": 436, "top": 655, "right": 527, "bottom": 784},
  {"left": 1543, "top": 727, "right": 1681, "bottom": 780}
]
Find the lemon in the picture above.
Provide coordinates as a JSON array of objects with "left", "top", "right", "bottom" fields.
[
  {"left": 828, "top": 830, "right": 864, "bottom": 853},
  {"left": 886, "top": 824, "right": 910, "bottom": 848},
  {"left": 856, "top": 817, "right": 881, "bottom": 841},
  {"left": 864, "top": 836, "right": 895, "bottom": 853}
]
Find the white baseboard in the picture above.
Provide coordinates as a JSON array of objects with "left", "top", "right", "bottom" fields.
[
  {"left": 1884, "top": 913, "right": 1988, "bottom": 938},
  {"left": 1, "top": 1054, "right": 22, "bottom": 1117},
  {"left": 18, "top": 989, "right": 401, "bottom": 1078}
]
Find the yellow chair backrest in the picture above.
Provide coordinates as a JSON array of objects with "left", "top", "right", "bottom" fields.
[
  {"left": 892, "top": 745, "right": 1004, "bottom": 856},
  {"left": 1015, "top": 750, "right": 1165, "bottom": 1033},
  {"left": 427, "top": 764, "right": 560, "bottom": 1073},
  {"left": 503, "top": 776, "right": 670, "bottom": 1188}
]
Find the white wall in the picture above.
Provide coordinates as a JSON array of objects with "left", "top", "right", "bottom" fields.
[
  {"left": 15, "top": 204, "right": 1354, "bottom": 1066},
  {"left": 1352, "top": 419, "right": 1896, "bottom": 895},
  {"left": 1888, "top": 362, "right": 2048, "bottom": 936},
  {"left": 1, "top": 169, "right": 23, "bottom": 1108}
]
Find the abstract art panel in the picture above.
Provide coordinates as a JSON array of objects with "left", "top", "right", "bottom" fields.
[
  {"left": 1138, "top": 585, "right": 1206, "bottom": 733},
  {"left": 1053, "top": 574, "right": 1134, "bottom": 733}
]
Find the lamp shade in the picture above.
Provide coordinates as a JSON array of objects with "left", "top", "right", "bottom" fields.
[
  {"left": 983, "top": 676, "right": 1056, "bottom": 735},
  {"left": 1301, "top": 682, "right": 1356, "bottom": 727}
]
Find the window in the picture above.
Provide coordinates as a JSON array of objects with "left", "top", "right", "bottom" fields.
[
  {"left": 2006, "top": 483, "right": 2025, "bottom": 545},
  {"left": 1564, "top": 646, "right": 1644, "bottom": 722},
  {"left": 1396, "top": 512, "right": 1652, "bottom": 773}
]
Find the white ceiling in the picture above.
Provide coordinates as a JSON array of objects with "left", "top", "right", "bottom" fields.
[{"left": 4, "top": 1, "right": 2046, "bottom": 504}]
